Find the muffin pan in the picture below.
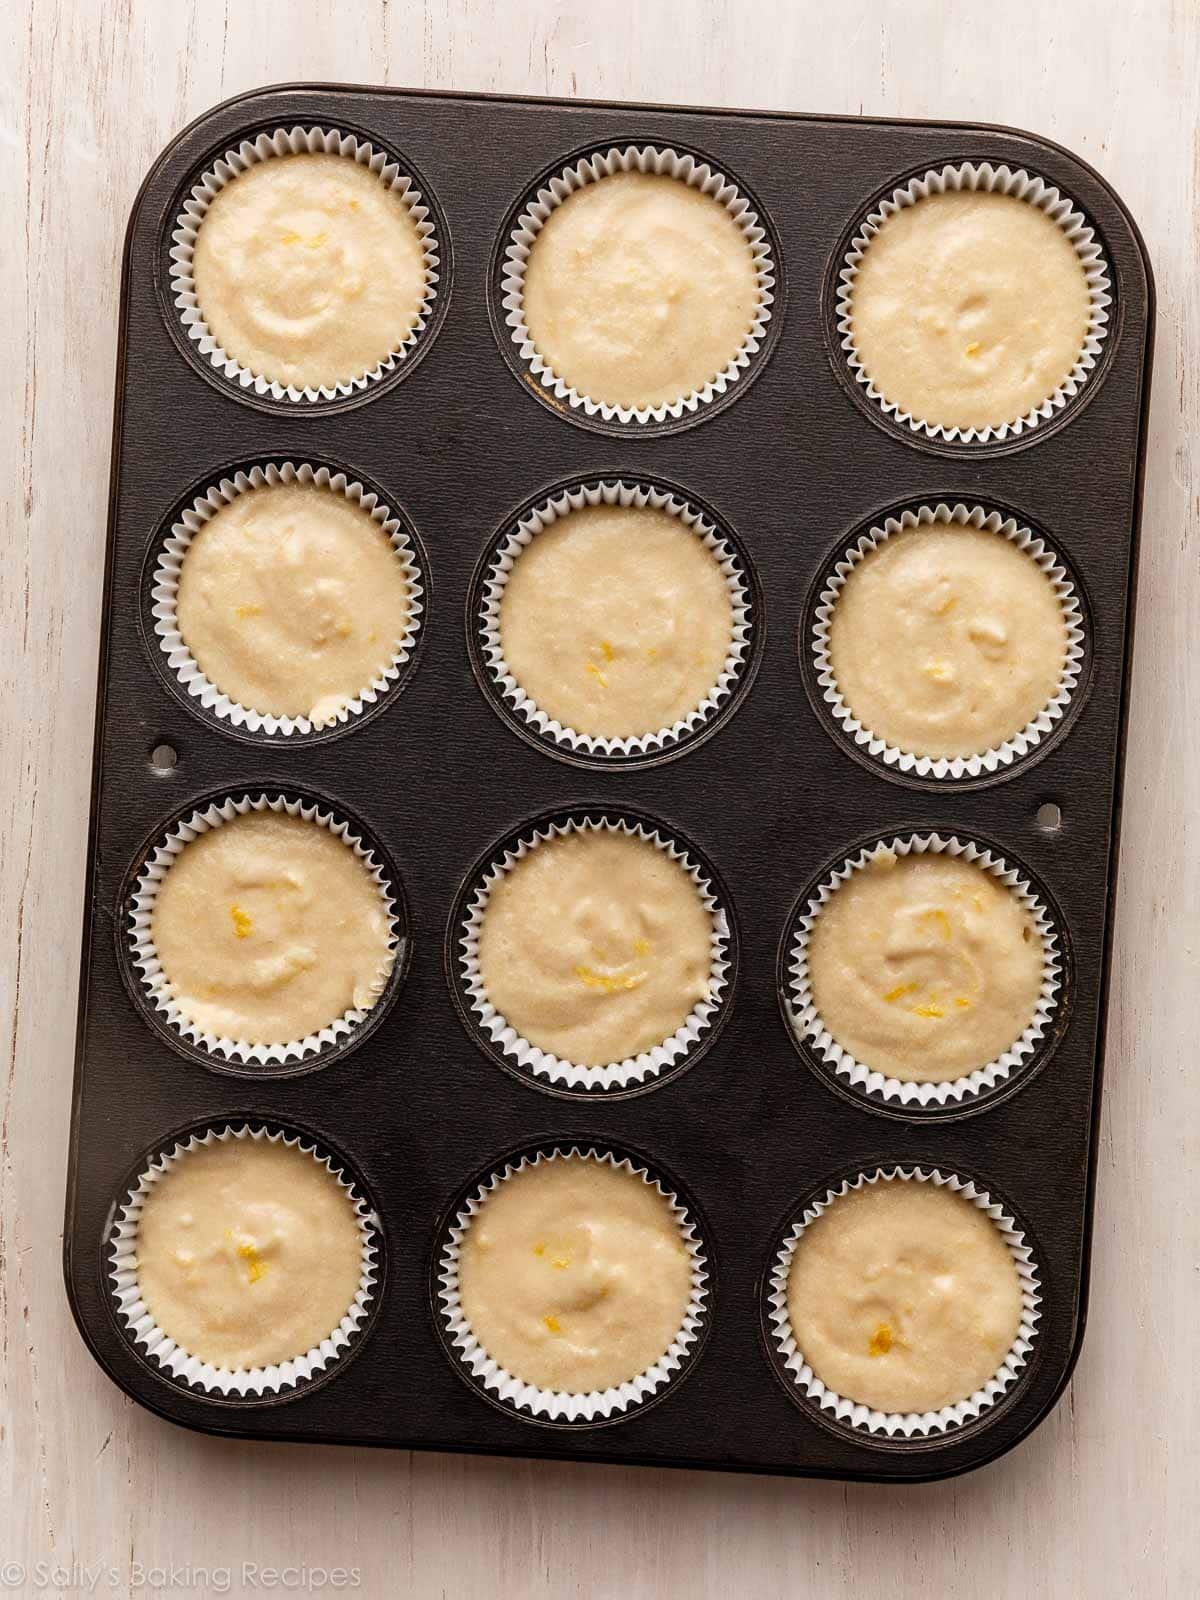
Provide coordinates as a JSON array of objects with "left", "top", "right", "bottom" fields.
[{"left": 66, "top": 84, "right": 1154, "bottom": 1482}]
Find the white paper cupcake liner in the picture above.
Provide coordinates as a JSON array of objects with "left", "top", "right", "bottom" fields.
[
  {"left": 169, "top": 125, "right": 442, "bottom": 403},
  {"left": 785, "top": 832, "right": 1062, "bottom": 1109},
  {"left": 766, "top": 1166, "right": 1041, "bottom": 1440},
  {"left": 812, "top": 502, "right": 1086, "bottom": 780},
  {"left": 108, "top": 1123, "right": 380, "bottom": 1398},
  {"left": 457, "top": 814, "right": 732, "bottom": 1091},
  {"left": 127, "top": 792, "right": 400, "bottom": 1067},
  {"left": 837, "top": 162, "right": 1112, "bottom": 444},
  {"left": 478, "top": 480, "right": 754, "bottom": 758},
  {"left": 151, "top": 461, "right": 425, "bottom": 738},
  {"left": 436, "top": 1146, "right": 709, "bottom": 1423},
  {"left": 501, "top": 144, "right": 776, "bottom": 425}
]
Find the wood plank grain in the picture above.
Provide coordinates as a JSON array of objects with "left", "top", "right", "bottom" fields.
[{"left": 2, "top": 1, "right": 1195, "bottom": 1595}]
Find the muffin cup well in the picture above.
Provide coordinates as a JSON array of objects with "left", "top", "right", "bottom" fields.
[
  {"left": 836, "top": 162, "right": 1113, "bottom": 445},
  {"left": 810, "top": 502, "right": 1086, "bottom": 781},
  {"left": 108, "top": 1123, "right": 380, "bottom": 1399},
  {"left": 150, "top": 461, "right": 425, "bottom": 739},
  {"left": 764, "top": 1166, "right": 1041, "bottom": 1441},
  {"left": 500, "top": 144, "right": 777, "bottom": 426},
  {"left": 783, "top": 832, "right": 1064, "bottom": 1112},
  {"left": 125, "top": 792, "right": 402, "bottom": 1070},
  {"left": 475, "top": 479, "right": 755, "bottom": 762},
  {"left": 435, "top": 1145, "right": 709, "bottom": 1424},
  {"left": 452, "top": 812, "right": 734, "bottom": 1094},
  {"left": 168, "top": 125, "right": 442, "bottom": 404}
]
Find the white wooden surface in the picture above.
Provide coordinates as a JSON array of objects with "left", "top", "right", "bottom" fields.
[{"left": 3, "top": 1, "right": 1197, "bottom": 1595}]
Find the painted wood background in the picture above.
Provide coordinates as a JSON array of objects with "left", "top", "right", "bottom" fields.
[{"left": 3, "top": 1, "right": 1196, "bottom": 1594}]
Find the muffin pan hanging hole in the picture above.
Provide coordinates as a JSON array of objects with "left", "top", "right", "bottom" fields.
[{"left": 1036, "top": 802, "right": 1064, "bottom": 833}]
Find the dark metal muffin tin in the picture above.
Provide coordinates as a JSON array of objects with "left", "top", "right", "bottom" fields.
[{"left": 66, "top": 84, "right": 1154, "bottom": 1482}]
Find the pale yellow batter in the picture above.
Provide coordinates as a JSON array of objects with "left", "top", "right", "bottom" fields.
[
  {"left": 522, "top": 170, "right": 760, "bottom": 409},
  {"left": 135, "top": 1136, "right": 364, "bottom": 1371},
  {"left": 849, "top": 189, "right": 1091, "bottom": 431},
  {"left": 477, "top": 830, "right": 714, "bottom": 1066},
  {"left": 498, "top": 504, "right": 735, "bottom": 739},
  {"left": 806, "top": 849, "right": 1043, "bottom": 1081},
  {"left": 149, "top": 811, "right": 394, "bottom": 1045},
  {"left": 192, "top": 152, "right": 428, "bottom": 390},
  {"left": 175, "top": 481, "right": 411, "bottom": 726},
  {"left": 458, "top": 1155, "right": 692, "bottom": 1393},
  {"left": 829, "top": 522, "right": 1068, "bottom": 759},
  {"left": 786, "top": 1178, "right": 1023, "bottom": 1414}
]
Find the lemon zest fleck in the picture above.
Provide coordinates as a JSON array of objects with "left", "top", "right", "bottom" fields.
[
  {"left": 585, "top": 661, "right": 608, "bottom": 688},
  {"left": 868, "top": 1322, "right": 894, "bottom": 1357},
  {"left": 543, "top": 1314, "right": 562, "bottom": 1334},
  {"left": 575, "top": 964, "right": 646, "bottom": 994},
  {"left": 911, "top": 1002, "right": 946, "bottom": 1019},
  {"left": 599, "top": 640, "right": 615, "bottom": 663},
  {"left": 632, "top": 937, "right": 652, "bottom": 958},
  {"left": 923, "top": 908, "right": 953, "bottom": 941},
  {"left": 955, "top": 996, "right": 972, "bottom": 1009},
  {"left": 236, "top": 1241, "right": 268, "bottom": 1284},
  {"left": 965, "top": 340, "right": 982, "bottom": 357},
  {"left": 234, "top": 603, "right": 262, "bottom": 621},
  {"left": 532, "top": 1242, "right": 546, "bottom": 1257},
  {"left": 230, "top": 904, "right": 253, "bottom": 939},
  {"left": 883, "top": 981, "right": 917, "bottom": 1003}
]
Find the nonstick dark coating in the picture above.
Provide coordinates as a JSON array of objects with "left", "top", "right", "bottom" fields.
[{"left": 66, "top": 84, "right": 1154, "bottom": 1483}]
